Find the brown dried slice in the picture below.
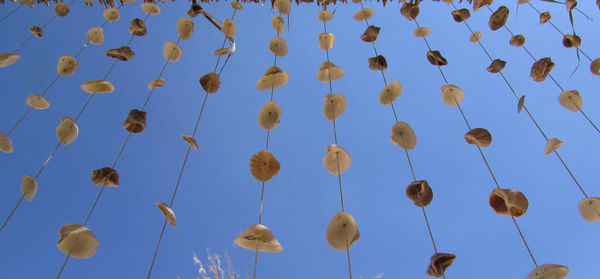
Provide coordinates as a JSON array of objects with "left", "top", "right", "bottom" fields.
[
  {"left": 591, "top": 58, "right": 600, "bottom": 76},
  {"left": 81, "top": 80, "right": 115, "bottom": 94},
  {"left": 129, "top": 18, "right": 147, "bottom": 36},
  {"left": 182, "top": 134, "right": 199, "bottom": 151},
  {"left": 464, "top": 128, "right": 492, "bottom": 147},
  {"left": 91, "top": 167, "right": 119, "bottom": 187},
  {"left": 510, "top": 34, "right": 525, "bottom": 47},
  {"left": 540, "top": 12, "right": 551, "bottom": 24},
  {"left": 29, "top": 26, "right": 43, "bottom": 38},
  {"left": 360, "top": 25, "right": 380, "bottom": 43},
  {"left": 489, "top": 6, "right": 509, "bottom": 31},
  {"left": 406, "top": 180, "right": 433, "bottom": 207},
  {"left": 517, "top": 96, "right": 525, "bottom": 114},
  {"left": 487, "top": 59, "right": 506, "bottom": 73},
  {"left": 368, "top": 55, "right": 387, "bottom": 70},
  {"left": 489, "top": 188, "right": 529, "bottom": 217},
  {"left": 249, "top": 150, "right": 280, "bottom": 182},
  {"left": 413, "top": 27, "right": 431, "bottom": 37},
  {"left": 451, "top": 8, "right": 470, "bottom": 22},
  {"left": 106, "top": 46, "right": 135, "bottom": 61},
  {"left": 426, "top": 253, "right": 456, "bottom": 278},
  {"left": 187, "top": 3, "right": 202, "bottom": 18},
  {"left": 562, "top": 34, "right": 581, "bottom": 48},
  {"left": 400, "top": 1, "right": 420, "bottom": 21},
  {"left": 199, "top": 72, "right": 220, "bottom": 94},
  {"left": 123, "top": 109, "right": 146, "bottom": 133},
  {"left": 530, "top": 57, "right": 554, "bottom": 82},
  {"left": 156, "top": 202, "right": 177, "bottom": 228},
  {"left": 54, "top": 3, "right": 70, "bottom": 17},
  {"left": 427, "top": 50, "right": 447, "bottom": 66}
]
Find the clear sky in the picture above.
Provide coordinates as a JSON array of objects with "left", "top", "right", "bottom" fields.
[{"left": 0, "top": 0, "right": 599, "bottom": 278}]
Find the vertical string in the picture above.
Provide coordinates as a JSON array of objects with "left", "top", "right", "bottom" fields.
[
  {"left": 322, "top": 5, "right": 352, "bottom": 278},
  {"left": 413, "top": 16, "right": 538, "bottom": 267},
  {"left": 0, "top": 3, "right": 22, "bottom": 24},
  {"left": 253, "top": 10, "right": 283, "bottom": 279},
  {"left": 448, "top": 2, "right": 590, "bottom": 199}
]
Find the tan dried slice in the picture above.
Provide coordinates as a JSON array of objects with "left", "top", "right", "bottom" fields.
[
  {"left": 0, "top": 53, "right": 20, "bottom": 68},
  {"left": 57, "top": 55, "right": 79, "bottom": 76},
  {"left": 177, "top": 17, "right": 194, "bottom": 41},
  {"left": 86, "top": 27, "right": 104, "bottom": 45},
  {"left": 526, "top": 264, "right": 568, "bottom": 279},
  {"left": 326, "top": 211, "right": 359, "bottom": 251},
  {"left": 234, "top": 224, "right": 283, "bottom": 252},
  {"left": 26, "top": 94, "right": 50, "bottom": 110},
  {"left": 54, "top": 3, "right": 70, "bottom": 17},
  {"left": 578, "top": 197, "right": 600, "bottom": 222},
  {"left": 323, "top": 145, "right": 351, "bottom": 174},
  {"left": 163, "top": 41, "right": 183, "bottom": 62},
  {"left": 413, "top": 27, "right": 431, "bottom": 37},
  {"left": 258, "top": 100, "right": 281, "bottom": 130},
  {"left": 21, "top": 175, "right": 38, "bottom": 202},
  {"left": 103, "top": 8, "right": 120, "bottom": 22},
  {"left": 182, "top": 134, "right": 199, "bottom": 151},
  {"left": 249, "top": 150, "right": 280, "bottom": 182},
  {"left": 221, "top": 19, "right": 236, "bottom": 36},
  {"left": 271, "top": 16, "right": 285, "bottom": 34},
  {"left": 257, "top": 66, "right": 289, "bottom": 90},
  {"left": 390, "top": 121, "right": 417, "bottom": 150},
  {"left": 274, "top": 0, "right": 291, "bottom": 14},
  {"left": 230, "top": 1, "right": 244, "bottom": 10},
  {"left": 469, "top": 31, "right": 482, "bottom": 43},
  {"left": 353, "top": 8, "right": 374, "bottom": 21},
  {"left": 56, "top": 117, "right": 78, "bottom": 145},
  {"left": 544, "top": 138, "right": 563, "bottom": 155},
  {"left": 269, "top": 36, "right": 288, "bottom": 57},
  {"left": 473, "top": 0, "right": 493, "bottom": 11},
  {"left": 318, "top": 33, "right": 335, "bottom": 51},
  {"left": 81, "top": 80, "right": 115, "bottom": 94},
  {"left": 147, "top": 78, "right": 165, "bottom": 89},
  {"left": 558, "top": 90, "right": 582, "bottom": 112},
  {"left": 317, "top": 10, "right": 333, "bottom": 22},
  {"left": 0, "top": 132, "right": 14, "bottom": 153},
  {"left": 323, "top": 94, "right": 347, "bottom": 121},
  {"left": 156, "top": 202, "right": 177, "bottom": 227},
  {"left": 441, "top": 84, "right": 464, "bottom": 107},
  {"left": 141, "top": 3, "right": 160, "bottom": 15},
  {"left": 591, "top": 58, "right": 600, "bottom": 76},
  {"left": 57, "top": 224, "right": 98, "bottom": 259},
  {"left": 379, "top": 81, "right": 402, "bottom": 105}
]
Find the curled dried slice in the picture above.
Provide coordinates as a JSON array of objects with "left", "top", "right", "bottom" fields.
[
  {"left": 91, "top": 167, "right": 119, "bottom": 187},
  {"left": 156, "top": 202, "right": 177, "bottom": 227},
  {"left": 489, "top": 188, "right": 529, "bottom": 217},
  {"left": 368, "top": 55, "right": 387, "bottom": 70},
  {"left": 21, "top": 175, "right": 38, "bottom": 202},
  {"left": 530, "top": 57, "right": 554, "bottom": 82},
  {"left": 426, "top": 253, "right": 456, "bottom": 278},
  {"left": 106, "top": 46, "right": 135, "bottom": 61},
  {"left": 147, "top": 78, "right": 165, "bottom": 89},
  {"left": 234, "top": 224, "right": 283, "bottom": 252},
  {"left": 464, "top": 128, "right": 491, "bottom": 147},
  {"left": 199, "top": 72, "right": 220, "bottom": 94},
  {"left": 427, "top": 50, "right": 447, "bottom": 66},
  {"left": 123, "top": 109, "right": 147, "bottom": 134},
  {"left": 487, "top": 59, "right": 506, "bottom": 73},
  {"left": 182, "top": 134, "right": 199, "bottom": 151},
  {"left": 406, "top": 180, "right": 433, "bottom": 207},
  {"left": 544, "top": 138, "right": 563, "bottom": 155},
  {"left": 26, "top": 94, "right": 50, "bottom": 110}
]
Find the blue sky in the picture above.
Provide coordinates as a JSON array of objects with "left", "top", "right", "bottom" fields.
[{"left": 1, "top": 1, "right": 599, "bottom": 278}]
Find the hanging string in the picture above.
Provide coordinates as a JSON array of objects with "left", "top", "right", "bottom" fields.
[
  {"left": 5, "top": 17, "right": 112, "bottom": 137},
  {"left": 413, "top": 17, "right": 538, "bottom": 267},
  {"left": 252, "top": 9, "right": 284, "bottom": 279},
  {"left": 526, "top": 2, "right": 593, "bottom": 62},
  {"left": 321, "top": 5, "right": 354, "bottom": 279},
  {"left": 448, "top": 2, "right": 589, "bottom": 199},
  {"left": 146, "top": 7, "right": 240, "bottom": 278},
  {"left": 12, "top": 0, "right": 76, "bottom": 53},
  {"left": 484, "top": 5, "right": 600, "bottom": 136},
  {"left": 0, "top": 3, "right": 22, "bottom": 24}
]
